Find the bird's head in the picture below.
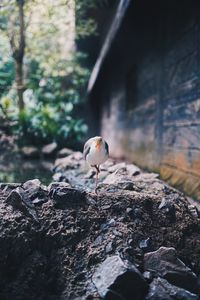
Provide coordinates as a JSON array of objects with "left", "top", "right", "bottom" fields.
[{"left": 95, "top": 136, "right": 103, "bottom": 150}]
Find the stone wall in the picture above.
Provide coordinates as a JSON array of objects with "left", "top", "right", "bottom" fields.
[{"left": 92, "top": 0, "right": 200, "bottom": 200}]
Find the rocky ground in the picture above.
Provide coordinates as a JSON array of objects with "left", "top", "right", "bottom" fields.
[{"left": 0, "top": 151, "right": 199, "bottom": 299}]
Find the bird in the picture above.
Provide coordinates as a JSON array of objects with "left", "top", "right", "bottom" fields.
[{"left": 83, "top": 136, "right": 109, "bottom": 193}]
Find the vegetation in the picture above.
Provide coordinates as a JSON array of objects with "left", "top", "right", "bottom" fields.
[{"left": 0, "top": 0, "right": 99, "bottom": 148}]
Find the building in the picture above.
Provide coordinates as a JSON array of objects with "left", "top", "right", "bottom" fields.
[{"left": 88, "top": 0, "right": 200, "bottom": 200}]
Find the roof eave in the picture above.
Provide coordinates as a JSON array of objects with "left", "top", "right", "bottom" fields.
[{"left": 87, "top": 0, "right": 131, "bottom": 94}]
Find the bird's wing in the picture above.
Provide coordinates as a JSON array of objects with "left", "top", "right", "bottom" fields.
[
  {"left": 105, "top": 141, "right": 109, "bottom": 155},
  {"left": 83, "top": 140, "right": 91, "bottom": 160}
]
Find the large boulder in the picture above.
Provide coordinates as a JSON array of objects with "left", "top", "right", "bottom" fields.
[
  {"left": 92, "top": 255, "right": 148, "bottom": 300},
  {"left": 144, "top": 247, "right": 199, "bottom": 294},
  {"left": 1, "top": 150, "right": 199, "bottom": 299}
]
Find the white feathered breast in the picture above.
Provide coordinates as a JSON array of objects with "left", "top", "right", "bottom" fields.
[{"left": 86, "top": 141, "right": 108, "bottom": 166}]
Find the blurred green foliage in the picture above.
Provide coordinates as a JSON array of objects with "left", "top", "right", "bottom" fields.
[
  {"left": 0, "top": 53, "right": 89, "bottom": 147},
  {"left": 0, "top": 36, "right": 15, "bottom": 98},
  {"left": 0, "top": 0, "right": 100, "bottom": 148},
  {"left": 15, "top": 56, "right": 89, "bottom": 147}
]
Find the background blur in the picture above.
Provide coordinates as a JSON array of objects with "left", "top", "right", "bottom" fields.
[{"left": 0, "top": 0, "right": 109, "bottom": 148}]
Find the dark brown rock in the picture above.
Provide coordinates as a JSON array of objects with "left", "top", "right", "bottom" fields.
[
  {"left": 23, "top": 179, "right": 48, "bottom": 203},
  {"left": 158, "top": 198, "right": 176, "bottom": 221},
  {"left": 23, "top": 178, "right": 41, "bottom": 192},
  {"left": 144, "top": 247, "right": 199, "bottom": 294},
  {"left": 0, "top": 151, "right": 200, "bottom": 299},
  {"left": 50, "top": 186, "right": 86, "bottom": 208},
  {"left": 146, "top": 277, "right": 198, "bottom": 300},
  {"left": 6, "top": 187, "right": 39, "bottom": 222},
  {"left": 92, "top": 255, "right": 148, "bottom": 300}
]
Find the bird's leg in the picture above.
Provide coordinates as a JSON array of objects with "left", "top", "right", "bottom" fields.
[{"left": 95, "top": 165, "right": 100, "bottom": 194}]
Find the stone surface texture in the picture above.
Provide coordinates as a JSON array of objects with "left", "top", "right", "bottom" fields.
[{"left": 0, "top": 151, "right": 199, "bottom": 299}]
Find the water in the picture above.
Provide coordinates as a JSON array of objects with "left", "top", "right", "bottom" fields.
[{"left": 0, "top": 154, "right": 53, "bottom": 185}]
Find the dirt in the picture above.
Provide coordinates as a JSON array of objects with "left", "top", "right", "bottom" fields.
[{"left": 0, "top": 153, "right": 199, "bottom": 299}]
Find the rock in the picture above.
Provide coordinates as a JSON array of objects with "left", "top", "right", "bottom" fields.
[
  {"left": 126, "top": 164, "right": 141, "bottom": 176},
  {"left": 60, "top": 172, "right": 86, "bottom": 190},
  {"left": 144, "top": 247, "right": 199, "bottom": 294},
  {"left": 108, "top": 219, "right": 116, "bottom": 226},
  {"left": 57, "top": 148, "right": 73, "bottom": 158},
  {"left": 133, "top": 207, "right": 143, "bottom": 219},
  {"left": 112, "top": 229, "right": 122, "bottom": 237},
  {"left": 48, "top": 181, "right": 71, "bottom": 192},
  {"left": 32, "top": 197, "right": 47, "bottom": 205},
  {"left": 126, "top": 207, "right": 133, "bottom": 215},
  {"left": 98, "top": 171, "right": 109, "bottom": 181},
  {"left": 54, "top": 152, "right": 83, "bottom": 171},
  {"left": 115, "top": 167, "right": 127, "bottom": 175},
  {"left": 143, "top": 271, "right": 153, "bottom": 281},
  {"left": 6, "top": 187, "right": 39, "bottom": 222},
  {"left": 100, "top": 219, "right": 116, "bottom": 231},
  {"left": 0, "top": 148, "right": 200, "bottom": 299},
  {"left": 117, "top": 181, "right": 134, "bottom": 190},
  {"left": 127, "top": 207, "right": 143, "bottom": 220},
  {"left": 97, "top": 183, "right": 119, "bottom": 193},
  {"left": 85, "top": 195, "right": 97, "bottom": 206},
  {"left": 21, "top": 146, "right": 40, "bottom": 159},
  {"left": 158, "top": 198, "right": 176, "bottom": 220},
  {"left": 41, "top": 142, "right": 57, "bottom": 157},
  {"left": 101, "top": 160, "right": 114, "bottom": 170},
  {"left": 92, "top": 255, "right": 148, "bottom": 300},
  {"left": 94, "top": 235, "right": 104, "bottom": 246},
  {"left": 146, "top": 277, "right": 198, "bottom": 300},
  {"left": 52, "top": 172, "right": 63, "bottom": 182},
  {"left": 135, "top": 173, "right": 159, "bottom": 181},
  {"left": 108, "top": 162, "right": 127, "bottom": 173},
  {"left": 1, "top": 183, "right": 21, "bottom": 192},
  {"left": 151, "top": 182, "right": 165, "bottom": 193},
  {"left": 105, "top": 241, "right": 113, "bottom": 253},
  {"left": 41, "top": 160, "right": 54, "bottom": 170},
  {"left": 84, "top": 169, "right": 95, "bottom": 179},
  {"left": 72, "top": 151, "right": 83, "bottom": 161},
  {"left": 188, "top": 205, "right": 199, "bottom": 218},
  {"left": 23, "top": 179, "right": 41, "bottom": 191},
  {"left": 50, "top": 186, "right": 86, "bottom": 208},
  {"left": 23, "top": 179, "right": 48, "bottom": 203},
  {"left": 139, "top": 238, "right": 152, "bottom": 252},
  {"left": 103, "top": 171, "right": 130, "bottom": 185}
]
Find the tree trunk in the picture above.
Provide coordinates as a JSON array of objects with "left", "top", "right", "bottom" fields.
[
  {"left": 15, "top": 60, "right": 24, "bottom": 111},
  {"left": 16, "top": 0, "right": 25, "bottom": 112},
  {"left": 10, "top": 0, "right": 26, "bottom": 112}
]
